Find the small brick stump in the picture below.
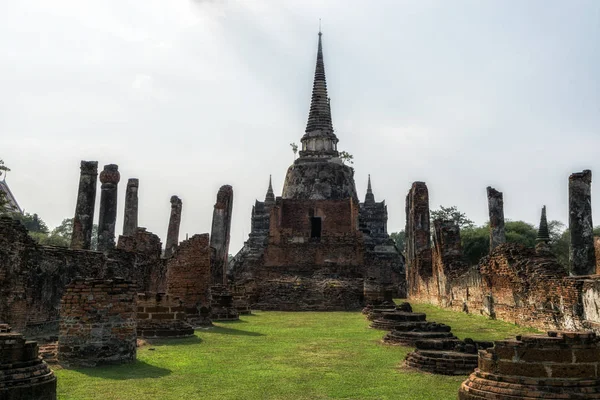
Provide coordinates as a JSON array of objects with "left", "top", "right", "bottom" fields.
[
  {"left": 459, "top": 331, "right": 600, "bottom": 399},
  {"left": 0, "top": 325, "right": 57, "bottom": 400},
  {"left": 210, "top": 285, "right": 240, "bottom": 321},
  {"left": 137, "top": 293, "right": 194, "bottom": 339},
  {"left": 231, "top": 285, "right": 252, "bottom": 315},
  {"left": 405, "top": 338, "right": 493, "bottom": 375},
  {"left": 58, "top": 278, "right": 137, "bottom": 367}
]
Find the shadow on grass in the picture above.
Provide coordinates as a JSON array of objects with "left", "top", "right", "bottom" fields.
[
  {"left": 74, "top": 360, "right": 171, "bottom": 380},
  {"left": 214, "top": 318, "right": 248, "bottom": 324},
  {"left": 203, "top": 325, "right": 265, "bottom": 337},
  {"left": 145, "top": 336, "right": 203, "bottom": 346}
]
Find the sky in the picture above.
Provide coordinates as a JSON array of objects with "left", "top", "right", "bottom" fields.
[{"left": 1, "top": 0, "right": 599, "bottom": 253}]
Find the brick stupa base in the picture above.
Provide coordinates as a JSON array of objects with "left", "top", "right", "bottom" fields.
[
  {"left": 0, "top": 324, "right": 57, "bottom": 400},
  {"left": 459, "top": 331, "right": 600, "bottom": 399},
  {"left": 405, "top": 338, "right": 493, "bottom": 376}
]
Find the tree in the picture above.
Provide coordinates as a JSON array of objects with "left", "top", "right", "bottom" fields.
[
  {"left": 430, "top": 205, "right": 474, "bottom": 229},
  {"left": 389, "top": 231, "right": 405, "bottom": 253},
  {"left": 290, "top": 143, "right": 298, "bottom": 161},
  {"left": 339, "top": 151, "right": 354, "bottom": 165},
  {"left": 12, "top": 212, "right": 49, "bottom": 234},
  {"left": 460, "top": 220, "right": 566, "bottom": 267},
  {"left": 0, "top": 159, "right": 11, "bottom": 213}
]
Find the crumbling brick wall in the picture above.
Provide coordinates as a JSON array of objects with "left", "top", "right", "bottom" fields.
[
  {"left": 116, "top": 227, "right": 166, "bottom": 293},
  {"left": 58, "top": 278, "right": 137, "bottom": 367},
  {"left": 0, "top": 216, "right": 162, "bottom": 336},
  {"left": 415, "top": 239, "right": 600, "bottom": 332},
  {"left": 166, "top": 234, "right": 212, "bottom": 316}
]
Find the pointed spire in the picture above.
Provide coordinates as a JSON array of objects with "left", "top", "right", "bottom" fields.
[
  {"left": 536, "top": 205, "right": 550, "bottom": 243},
  {"left": 365, "top": 174, "right": 375, "bottom": 204},
  {"left": 265, "top": 175, "right": 275, "bottom": 205},
  {"left": 304, "top": 31, "right": 335, "bottom": 137}
]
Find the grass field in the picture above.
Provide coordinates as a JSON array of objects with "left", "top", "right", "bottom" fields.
[{"left": 54, "top": 302, "right": 539, "bottom": 400}]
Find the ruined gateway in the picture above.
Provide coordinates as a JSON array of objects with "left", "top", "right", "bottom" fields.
[{"left": 231, "top": 32, "right": 405, "bottom": 310}]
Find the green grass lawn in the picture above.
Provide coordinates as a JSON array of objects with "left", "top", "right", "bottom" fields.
[{"left": 55, "top": 303, "right": 539, "bottom": 400}]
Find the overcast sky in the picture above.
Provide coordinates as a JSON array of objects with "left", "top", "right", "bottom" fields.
[{"left": 1, "top": 0, "right": 599, "bottom": 253}]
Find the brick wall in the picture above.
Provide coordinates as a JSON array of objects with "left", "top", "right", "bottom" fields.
[
  {"left": 0, "top": 217, "right": 162, "bottom": 336},
  {"left": 166, "top": 234, "right": 211, "bottom": 315},
  {"left": 58, "top": 278, "right": 137, "bottom": 367}
]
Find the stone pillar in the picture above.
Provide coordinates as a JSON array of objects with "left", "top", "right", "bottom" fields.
[
  {"left": 165, "top": 195, "right": 182, "bottom": 258},
  {"left": 569, "top": 170, "right": 596, "bottom": 275},
  {"left": 405, "top": 181, "right": 431, "bottom": 297},
  {"left": 70, "top": 160, "right": 98, "bottom": 250},
  {"left": 97, "top": 164, "right": 121, "bottom": 252},
  {"left": 210, "top": 185, "right": 234, "bottom": 285},
  {"left": 486, "top": 187, "right": 505, "bottom": 252},
  {"left": 122, "top": 178, "right": 139, "bottom": 236}
]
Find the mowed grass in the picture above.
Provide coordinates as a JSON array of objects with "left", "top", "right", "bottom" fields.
[{"left": 55, "top": 304, "right": 540, "bottom": 400}]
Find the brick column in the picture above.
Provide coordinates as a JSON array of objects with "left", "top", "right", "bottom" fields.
[
  {"left": 70, "top": 160, "right": 98, "bottom": 250},
  {"left": 97, "top": 164, "right": 120, "bottom": 251},
  {"left": 569, "top": 170, "right": 595, "bottom": 275},
  {"left": 122, "top": 178, "right": 139, "bottom": 236},
  {"left": 165, "top": 195, "right": 182, "bottom": 258},
  {"left": 487, "top": 187, "right": 505, "bottom": 252}
]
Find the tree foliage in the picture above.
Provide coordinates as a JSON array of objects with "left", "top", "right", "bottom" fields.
[
  {"left": 0, "top": 159, "right": 10, "bottom": 213},
  {"left": 11, "top": 214, "right": 98, "bottom": 249},
  {"left": 430, "top": 205, "right": 474, "bottom": 229},
  {"left": 338, "top": 151, "right": 354, "bottom": 165},
  {"left": 389, "top": 231, "right": 405, "bottom": 253}
]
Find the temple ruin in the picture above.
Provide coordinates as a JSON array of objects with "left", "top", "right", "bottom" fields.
[
  {"left": 231, "top": 31, "right": 405, "bottom": 310},
  {"left": 405, "top": 169, "right": 600, "bottom": 334}
]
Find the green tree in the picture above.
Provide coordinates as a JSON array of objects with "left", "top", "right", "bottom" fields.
[
  {"left": 339, "top": 151, "right": 354, "bottom": 165},
  {"left": 0, "top": 159, "right": 11, "bottom": 213},
  {"left": 12, "top": 212, "right": 49, "bottom": 233},
  {"left": 430, "top": 205, "right": 474, "bottom": 229},
  {"left": 460, "top": 225, "right": 490, "bottom": 266},
  {"left": 505, "top": 221, "right": 537, "bottom": 248},
  {"left": 389, "top": 231, "right": 405, "bottom": 253}
]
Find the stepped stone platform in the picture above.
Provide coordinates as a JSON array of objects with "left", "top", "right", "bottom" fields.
[
  {"left": 364, "top": 302, "right": 413, "bottom": 322},
  {"left": 370, "top": 312, "right": 427, "bottom": 330},
  {"left": 459, "top": 331, "right": 600, "bottom": 399},
  {"left": 405, "top": 338, "right": 493, "bottom": 375},
  {"left": 383, "top": 324, "right": 456, "bottom": 345},
  {"left": 0, "top": 325, "right": 57, "bottom": 400}
]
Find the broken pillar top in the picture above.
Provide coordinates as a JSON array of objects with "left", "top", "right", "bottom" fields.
[
  {"left": 486, "top": 186, "right": 502, "bottom": 198},
  {"left": 170, "top": 195, "right": 182, "bottom": 205},
  {"left": 569, "top": 169, "right": 592, "bottom": 183},
  {"left": 215, "top": 185, "right": 234, "bottom": 209},
  {"left": 80, "top": 160, "right": 98, "bottom": 174},
  {"left": 127, "top": 178, "right": 139, "bottom": 188}
]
